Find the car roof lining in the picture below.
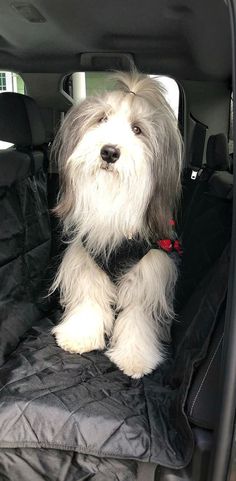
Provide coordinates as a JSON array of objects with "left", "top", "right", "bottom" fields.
[{"left": 0, "top": 0, "right": 232, "bottom": 80}]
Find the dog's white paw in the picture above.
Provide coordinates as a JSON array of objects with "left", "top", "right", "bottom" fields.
[
  {"left": 52, "top": 301, "right": 113, "bottom": 354},
  {"left": 107, "top": 342, "right": 163, "bottom": 378},
  {"left": 106, "top": 309, "right": 165, "bottom": 378}
]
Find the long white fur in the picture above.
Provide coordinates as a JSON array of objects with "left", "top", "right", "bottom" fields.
[
  {"left": 107, "top": 250, "right": 178, "bottom": 378},
  {"left": 61, "top": 100, "right": 156, "bottom": 256},
  {"left": 52, "top": 241, "right": 117, "bottom": 353},
  {"left": 51, "top": 72, "right": 182, "bottom": 378}
]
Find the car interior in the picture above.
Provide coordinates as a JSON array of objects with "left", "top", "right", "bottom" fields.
[{"left": 0, "top": 1, "right": 235, "bottom": 480}]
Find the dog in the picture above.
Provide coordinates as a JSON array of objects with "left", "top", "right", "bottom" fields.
[{"left": 51, "top": 71, "right": 182, "bottom": 378}]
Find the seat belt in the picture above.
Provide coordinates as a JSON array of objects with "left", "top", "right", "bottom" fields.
[{"left": 188, "top": 114, "right": 208, "bottom": 179}]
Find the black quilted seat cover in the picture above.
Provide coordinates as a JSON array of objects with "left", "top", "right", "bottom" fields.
[
  {"left": 0, "top": 169, "right": 51, "bottom": 365},
  {"left": 0, "top": 137, "right": 231, "bottom": 479},
  {"left": 0, "top": 247, "right": 229, "bottom": 479}
]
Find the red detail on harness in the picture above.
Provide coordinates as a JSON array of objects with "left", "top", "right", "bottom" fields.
[
  {"left": 173, "top": 240, "right": 183, "bottom": 255},
  {"left": 156, "top": 219, "right": 182, "bottom": 256},
  {"left": 157, "top": 238, "right": 183, "bottom": 255},
  {"left": 158, "top": 239, "right": 173, "bottom": 253}
]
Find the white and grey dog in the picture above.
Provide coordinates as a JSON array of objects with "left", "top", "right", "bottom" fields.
[{"left": 51, "top": 71, "right": 182, "bottom": 378}]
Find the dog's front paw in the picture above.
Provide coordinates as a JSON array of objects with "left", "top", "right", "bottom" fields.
[
  {"left": 107, "top": 342, "right": 162, "bottom": 378},
  {"left": 106, "top": 309, "right": 165, "bottom": 378},
  {"left": 52, "top": 302, "right": 112, "bottom": 354}
]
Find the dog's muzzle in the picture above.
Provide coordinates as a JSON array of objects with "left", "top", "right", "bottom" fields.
[{"left": 100, "top": 144, "right": 120, "bottom": 164}]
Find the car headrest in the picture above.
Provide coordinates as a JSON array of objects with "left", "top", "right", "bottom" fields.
[
  {"left": 0, "top": 92, "right": 46, "bottom": 147},
  {"left": 206, "top": 134, "right": 230, "bottom": 171}
]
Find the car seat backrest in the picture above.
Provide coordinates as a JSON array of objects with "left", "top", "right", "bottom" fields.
[
  {"left": 0, "top": 92, "right": 45, "bottom": 146},
  {"left": 175, "top": 174, "right": 232, "bottom": 313},
  {"left": 175, "top": 134, "right": 233, "bottom": 431},
  {"left": 0, "top": 92, "right": 47, "bottom": 185},
  {"left": 0, "top": 92, "right": 51, "bottom": 365},
  {"left": 177, "top": 118, "right": 207, "bottom": 232},
  {"left": 206, "top": 133, "right": 230, "bottom": 171},
  {"left": 177, "top": 133, "right": 230, "bottom": 238}
]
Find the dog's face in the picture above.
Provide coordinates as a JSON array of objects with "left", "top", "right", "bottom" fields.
[
  {"left": 70, "top": 91, "right": 158, "bottom": 181},
  {"left": 53, "top": 72, "right": 183, "bottom": 243}
]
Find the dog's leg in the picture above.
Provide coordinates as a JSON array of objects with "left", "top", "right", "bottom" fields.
[
  {"left": 107, "top": 250, "right": 177, "bottom": 378},
  {"left": 52, "top": 241, "right": 116, "bottom": 354}
]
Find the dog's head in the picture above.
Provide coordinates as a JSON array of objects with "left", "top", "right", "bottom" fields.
[{"left": 53, "top": 71, "right": 182, "bottom": 241}]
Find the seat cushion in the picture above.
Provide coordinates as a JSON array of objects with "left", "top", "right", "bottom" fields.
[
  {"left": 0, "top": 447, "right": 138, "bottom": 481},
  {"left": 206, "top": 133, "right": 230, "bottom": 171}
]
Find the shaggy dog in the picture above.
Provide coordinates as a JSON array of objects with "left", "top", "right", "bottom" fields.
[{"left": 51, "top": 71, "right": 182, "bottom": 378}]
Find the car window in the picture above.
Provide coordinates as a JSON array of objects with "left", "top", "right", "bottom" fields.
[{"left": 62, "top": 72, "right": 179, "bottom": 119}]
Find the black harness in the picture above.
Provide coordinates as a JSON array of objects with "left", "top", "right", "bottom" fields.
[{"left": 82, "top": 236, "right": 182, "bottom": 282}]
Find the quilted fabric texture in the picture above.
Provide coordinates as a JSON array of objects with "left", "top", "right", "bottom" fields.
[
  {"left": 0, "top": 165, "right": 230, "bottom": 479},
  {"left": 0, "top": 169, "right": 51, "bottom": 365},
  {"left": 0, "top": 248, "right": 229, "bottom": 479}
]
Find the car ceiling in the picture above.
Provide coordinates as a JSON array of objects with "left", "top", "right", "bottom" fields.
[{"left": 0, "top": 0, "right": 232, "bottom": 81}]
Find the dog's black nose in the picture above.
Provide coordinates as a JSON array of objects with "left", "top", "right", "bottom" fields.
[{"left": 100, "top": 144, "right": 120, "bottom": 163}]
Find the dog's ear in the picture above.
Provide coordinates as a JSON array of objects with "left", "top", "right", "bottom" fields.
[
  {"left": 51, "top": 96, "right": 107, "bottom": 221},
  {"left": 145, "top": 112, "right": 183, "bottom": 239},
  {"left": 50, "top": 106, "right": 81, "bottom": 221},
  {"left": 52, "top": 96, "right": 106, "bottom": 176},
  {"left": 110, "top": 72, "right": 183, "bottom": 239}
]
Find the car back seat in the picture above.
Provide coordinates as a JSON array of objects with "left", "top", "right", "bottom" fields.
[
  {"left": 177, "top": 116, "right": 208, "bottom": 235},
  {"left": 180, "top": 133, "right": 231, "bottom": 238},
  {"left": 0, "top": 92, "right": 51, "bottom": 365},
  {"left": 160, "top": 139, "right": 233, "bottom": 481},
  {"left": 175, "top": 133, "right": 232, "bottom": 313},
  {"left": 183, "top": 156, "right": 233, "bottom": 446},
  {"left": 0, "top": 99, "right": 232, "bottom": 479},
  {"left": 174, "top": 140, "right": 233, "bottom": 422},
  {"left": 125, "top": 131, "right": 230, "bottom": 480}
]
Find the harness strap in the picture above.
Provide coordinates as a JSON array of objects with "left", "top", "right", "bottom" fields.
[{"left": 82, "top": 235, "right": 182, "bottom": 282}]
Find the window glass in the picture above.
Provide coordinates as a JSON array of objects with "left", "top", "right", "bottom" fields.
[
  {"left": 0, "top": 72, "right": 7, "bottom": 91},
  {"left": 151, "top": 75, "right": 179, "bottom": 119},
  {"left": 62, "top": 72, "right": 179, "bottom": 119},
  {"left": 0, "top": 71, "right": 25, "bottom": 149}
]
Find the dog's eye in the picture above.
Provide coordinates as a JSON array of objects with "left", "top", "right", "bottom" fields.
[
  {"left": 98, "top": 115, "right": 108, "bottom": 123},
  {"left": 132, "top": 125, "right": 142, "bottom": 135}
]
